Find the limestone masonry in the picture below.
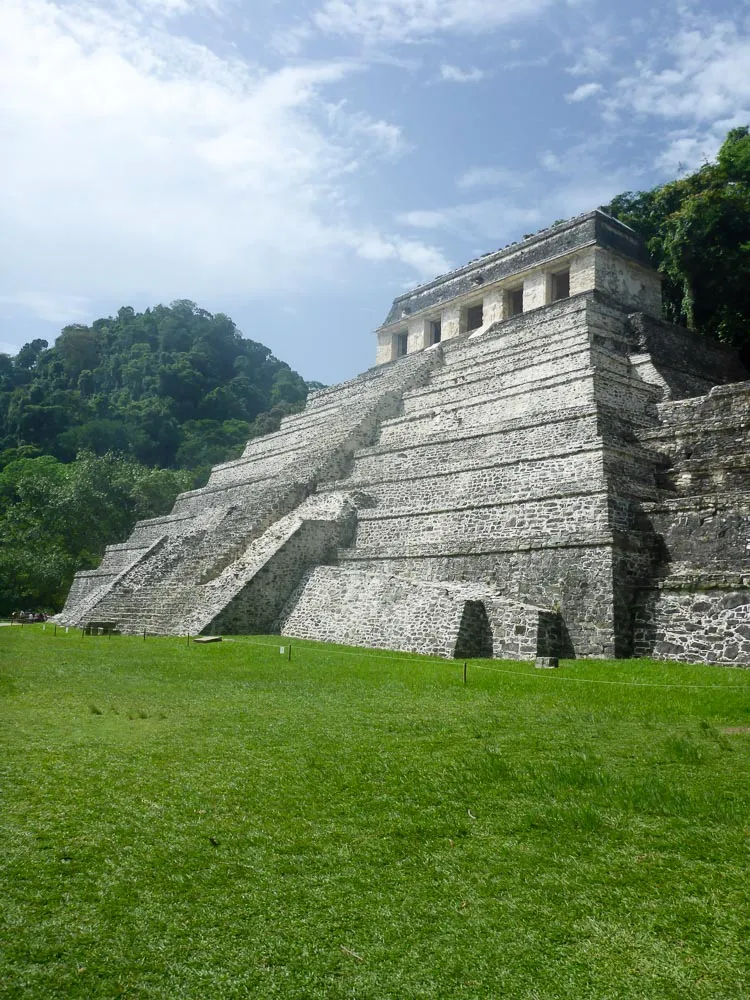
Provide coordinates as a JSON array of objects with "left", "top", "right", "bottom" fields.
[{"left": 61, "top": 211, "right": 750, "bottom": 665}]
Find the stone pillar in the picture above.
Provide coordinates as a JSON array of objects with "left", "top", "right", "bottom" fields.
[
  {"left": 569, "top": 247, "right": 596, "bottom": 296},
  {"left": 483, "top": 287, "right": 505, "bottom": 327},
  {"left": 441, "top": 303, "right": 461, "bottom": 342},
  {"left": 408, "top": 318, "right": 429, "bottom": 352},
  {"left": 376, "top": 331, "right": 393, "bottom": 365},
  {"left": 523, "top": 271, "right": 549, "bottom": 312}
]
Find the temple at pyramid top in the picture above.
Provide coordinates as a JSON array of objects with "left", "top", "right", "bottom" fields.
[{"left": 375, "top": 210, "right": 662, "bottom": 364}]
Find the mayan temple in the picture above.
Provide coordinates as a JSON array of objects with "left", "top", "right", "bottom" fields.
[{"left": 60, "top": 211, "right": 750, "bottom": 665}]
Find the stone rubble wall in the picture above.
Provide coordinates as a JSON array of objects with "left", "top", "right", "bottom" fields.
[
  {"left": 334, "top": 292, "right": 661, "bottom": 657},
  {"left": 61, "top": 538, "right": 167, "bottom": 627},
  {"left": 633, "top": 584, "right": 750, "bottom": 666},
  {"left": 335, "top": 449, "right": 608, "bottom": 511},
  {"left": 627, "top": 313, "right": 745, "bottom": 399},
  {"left": 352, "top": 492, "right": 613, "bottom": 550},
  {"left": 279, "top": 565, "right": 549, "bottom": 660},
  {"left": 628, "top": 378, "right": 750, "bottom": 664},
  {"left": 338, "top": 540, "right": 618, "bottom": 658},
  {"left": 642, "top": 494, "right": 750, "bottom": 574},
  {"left": 346, "top": 409, "right": 603, "bottom": 484},
  {"left": 196, "top": 494, "right": 357, "bottom": 637}
]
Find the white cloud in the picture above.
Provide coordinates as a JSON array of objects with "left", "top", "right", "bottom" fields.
[
  {"left": 397, "top": 129, "right": 645, "bottom": 250},
  {"left": 566, "top": 44, "right": 610, "bottom": 77},
  {"left": 396, "top": 209, "right": 453, "bottom": 229},
  {"left": 312, "top": 0, "right": 557, "bottom": 44},
  {"left": 355, "top": 235, "right": 451, "bottom": 277},
  {"left": 132, "top": 0, "right": 226, "bottom": 15},
  {"left": 439, "top": 64, "right": 485, "bottom": 83},
  {"left": 539, "top": 151, "right": 563, "bottom": 172},
  {"left": 272, "top": 21, "right": 315, "bottom": 56},
  {"left": 0, "top": 0, "right": 441, "bottom": 324},
  {"left": 605, "top": 15, "right": 750, "bottom": 169},
  {"left": 398, "top": 199, "right": 543, "bottom": 240},
  {"left": 612, "top": 20, "right": 750, "bottom": 123},
  {"left": 457, "top": 166, "right": 523, "bottom": 190},
  {"left": 338, "top": 110, "right": 407, "bottom": 157},
  {"left": 565, "top": 81, "right": 602, "bottom": 102}
]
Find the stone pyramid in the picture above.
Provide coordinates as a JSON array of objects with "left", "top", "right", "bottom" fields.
[{"left": 61, "top": 212, "right": 750, "bottom": 665}]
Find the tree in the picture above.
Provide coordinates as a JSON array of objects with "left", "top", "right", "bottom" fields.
[
  {"left": 13, "top": 339, "right": 48, "bottom": 374},
  {"left": 603, "top": 126, "right": 750, "bottom": 355},
  {"left": 0, "top": 453, "right": 193, "bottom": 613}
]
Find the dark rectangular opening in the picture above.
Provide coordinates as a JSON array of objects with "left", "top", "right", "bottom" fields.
[
  {"left": 394, "top": 332, "right": 408, "bottom": 357},
  {"left": 430, "top": 320, "right": 442, "bottom": 345},
  {"left": 551, "top": 269, "right": 570, "bottom": 302},
  {"left": 508, "top": 287, "right": 524, "bottom": 317},
  {"left": 466, "top": 304, "right": 483, "bottom": 332}
]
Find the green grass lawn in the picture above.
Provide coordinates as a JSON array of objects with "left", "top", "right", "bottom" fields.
[{"left": 1, "top": 628, "right": 748, "bottom": 999}]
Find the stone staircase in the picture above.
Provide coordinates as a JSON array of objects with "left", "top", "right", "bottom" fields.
[{"left": 60, "top": 349, "right": 441, "bottom": 634}]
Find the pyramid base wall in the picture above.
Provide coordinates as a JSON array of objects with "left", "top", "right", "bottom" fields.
[
  {"left": 279, "top": 566, "right": 559, "bottom": 661},
  {"left": 633, "top": 583, "right": 750, "bottom": 666}
]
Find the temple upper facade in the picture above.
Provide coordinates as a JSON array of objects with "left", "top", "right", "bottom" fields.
[{"left": 375, "top": 210, "right": 663, "bottom": 365}]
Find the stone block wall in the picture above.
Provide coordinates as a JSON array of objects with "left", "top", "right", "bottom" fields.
[
  {"left": 280, "top": 566, "right": 547, "bottom": 660},
  {"left": 633, "top": 584, "right": 750, "bottom": 665}
]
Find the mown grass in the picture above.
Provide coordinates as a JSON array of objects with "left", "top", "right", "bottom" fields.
[{"left": 1, "top": 627, "right": 748, "bottom": 999}]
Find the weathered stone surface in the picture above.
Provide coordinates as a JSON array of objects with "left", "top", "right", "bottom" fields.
[
  {"left": 279, "top": 566, "right": 551, "bottom": 660},
  {"left": 59, "top": 213, "right": 750, "bottom": 666},
  {"left": 535, "top": 657, "right": 559, "bottom": 669}
]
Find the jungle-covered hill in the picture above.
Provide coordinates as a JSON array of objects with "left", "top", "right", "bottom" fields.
[
  {"left": 0, "top": 301, "right": 321, "bottom": 613},
  {"left": 0, "top": 299, "right": 318, "bottom": 473}
]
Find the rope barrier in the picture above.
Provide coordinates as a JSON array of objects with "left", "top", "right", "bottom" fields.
[
  {"left": 7, "top": 627, "right": 747, "bottom": 691},
  {"left": 231, "top": 636, "right": 748, "bottom": 691}
]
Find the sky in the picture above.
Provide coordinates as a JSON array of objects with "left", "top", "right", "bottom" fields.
[{"left": 1, "top": 0, "right": 749, "bottom": 384}]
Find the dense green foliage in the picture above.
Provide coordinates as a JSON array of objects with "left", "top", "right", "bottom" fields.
[
  {"left": 0, "top": 301, "right": 318, "bottom": 611},
  {"left": 0, "top": 452, "right": 193, "bottom": 614},
  {"left": 1, "top": 632, "right": 748, "bottom": 999},
  {"left": 0, "top": 300, "right": 312, "bottom": 473},
  {"left": 604, "top": 127, "right": 750, "bottom": 354}
]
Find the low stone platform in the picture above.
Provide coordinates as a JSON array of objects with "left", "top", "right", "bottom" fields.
[{"left": 279, "top": 566, "right": 558, "bottom": 660}]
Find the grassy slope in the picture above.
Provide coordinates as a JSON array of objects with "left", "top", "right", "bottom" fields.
[{"left": 0, "top": 629, "right": 748, "bottom": 1000}]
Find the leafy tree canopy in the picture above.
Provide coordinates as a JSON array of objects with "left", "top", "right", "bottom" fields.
[
  {"left": 603, "top": 126, "right": 750, "bottom": 355},
  {"left": 0, "top": 452, "right": 194, "bottom": 614},
  {"left": 0, "top": 300, "right": 312, "bottom": 473}
]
